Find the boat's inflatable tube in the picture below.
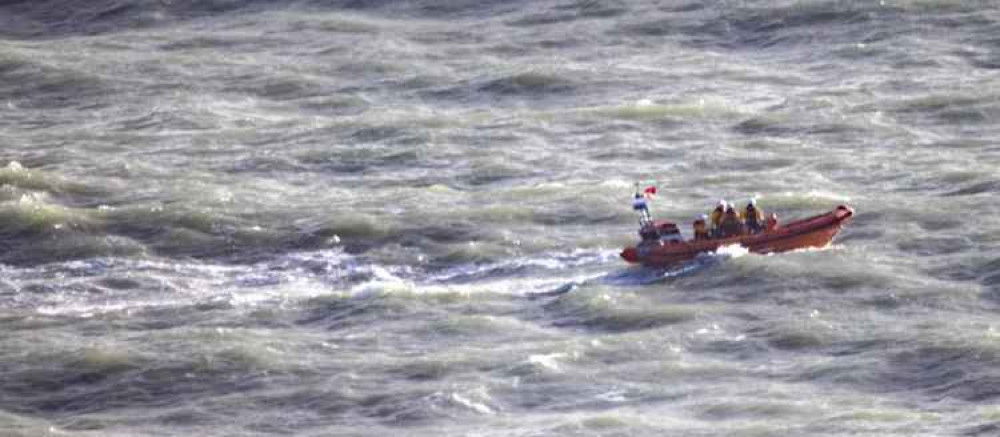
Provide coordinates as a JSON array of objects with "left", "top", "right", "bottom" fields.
[{"left": 621, "top": 205, "right": 854, "bottom": 267}]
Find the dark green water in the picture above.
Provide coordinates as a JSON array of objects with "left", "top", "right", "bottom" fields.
[{"left": 1, "top": 1, "right": 999, "bottom": 435}]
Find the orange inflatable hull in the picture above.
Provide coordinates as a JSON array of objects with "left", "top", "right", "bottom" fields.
[{"left": 621, "top": 205, "right": 854, "bottom": 267}]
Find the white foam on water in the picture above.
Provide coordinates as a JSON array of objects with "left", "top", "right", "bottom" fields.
[
  {"left": 6, "top": 249, "right": 365, "bottom": 316},
  {"left": 450, "top": 391, "right": 495, "bottom": 415},
  {"left": 348, "top": 265, "right": 414, "bottom": 297},
  {"left": 711, "top": 244, "right": 750, "bottom": 259},
  {"left": 527, "top": 352, "right": 569, "bottom": 372}
]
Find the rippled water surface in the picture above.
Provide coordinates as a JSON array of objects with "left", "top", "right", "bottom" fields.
[{"left": 2, "top": 1, "right": 999, "bottom": 435}]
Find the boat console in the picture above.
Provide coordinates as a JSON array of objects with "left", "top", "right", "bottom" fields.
[{"left": 639, "top": 221, "right": 682, "bottom": 244}]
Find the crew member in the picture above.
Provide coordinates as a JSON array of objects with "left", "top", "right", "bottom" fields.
[
  {"left": 632, "top": 192, "right": 651, "bottom": 226},
  {"left": 693, "top": 214, "right": 709, "bottom": 240},
  {"left": 719, "top": 202, "right": 744, "bottom": 238},
  {"left": 743, "top": 198, "right": 764, "bottom": 234},
  {"left": 765, "top": 213, "right": 778, "bottom": 231},
  {"left": 709, "top": 199, "right": 726, "bottom": 237}
]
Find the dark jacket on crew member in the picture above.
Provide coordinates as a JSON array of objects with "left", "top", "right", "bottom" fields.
[{"left": 743, "top": 200, "right": 764, "bottom": 234}]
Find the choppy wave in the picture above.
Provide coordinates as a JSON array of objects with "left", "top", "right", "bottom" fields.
[{"left": 2, "top": 0, "right": 1000, "bottom": 435}]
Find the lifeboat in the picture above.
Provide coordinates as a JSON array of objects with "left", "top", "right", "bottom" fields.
[{"left": 621, "top": 205, "right": 854, "bottom": 267}]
